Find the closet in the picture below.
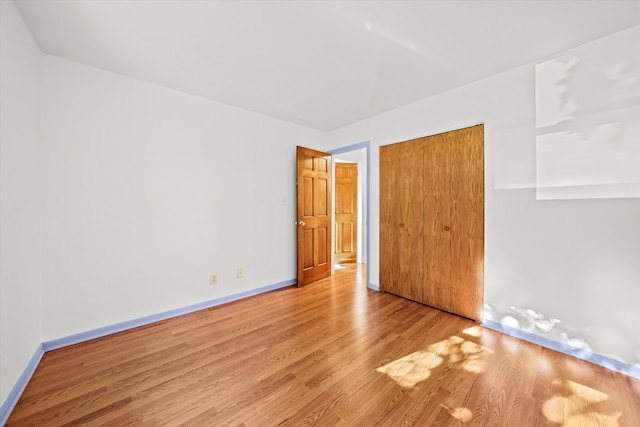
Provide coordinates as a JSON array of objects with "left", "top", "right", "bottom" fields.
[{"left": 380, "top": 124, "right": 484, "bottom": 321}]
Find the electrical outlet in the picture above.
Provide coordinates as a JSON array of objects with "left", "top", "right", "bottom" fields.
[
  {"left": 236, "top": 268, "right": 244, "bottom": 278},
  {"left": 210, "top": 273, "right": 218, "bottom": 285}
]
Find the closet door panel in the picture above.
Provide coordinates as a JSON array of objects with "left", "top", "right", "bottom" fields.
[
  {"left": 380, "top": 139, "right": 424, "bottom": 302},
  {"left": 423, "top": 134, "right": 452, "bottom": 312},
  {"left": 449, "top": 125, "right": 484, "bottom": 321}
]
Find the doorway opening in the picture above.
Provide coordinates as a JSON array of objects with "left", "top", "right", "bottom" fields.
[{"left": 328, "top": 142, "right": 372, "bottom": 290}]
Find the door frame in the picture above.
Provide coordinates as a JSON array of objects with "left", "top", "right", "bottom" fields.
[{"left": 328, "top": 141, "right": 373, "bottom": 290}]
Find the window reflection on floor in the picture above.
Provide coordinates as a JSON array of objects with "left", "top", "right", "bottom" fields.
[
  {"left": 543, "top": 380, "right": 621, "bottom": 426},
  {"left": 440, "top": 405, "right": 473, "bottom": 423},
  {"left": 375, "top": 324, "right": 631, "bottom": 426},
  {"left": 375, "top": 334, "right": 494, "bottom": 388}
]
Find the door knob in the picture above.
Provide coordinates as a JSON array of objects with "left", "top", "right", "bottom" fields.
[{"left": 296, "top": 220, "right": 306, "bottom": 227}]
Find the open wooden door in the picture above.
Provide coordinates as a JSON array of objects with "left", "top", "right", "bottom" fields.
[
  {"left": 296, "top": 146, "right": 332, "bottom": 286},
  {"left": 335, "top": 162, "right": 357, "bottom": 264}
]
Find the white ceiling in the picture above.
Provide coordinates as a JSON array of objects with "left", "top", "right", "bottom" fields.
[{"left": 14, "top": 0, "right": 640, "bottom": 131}]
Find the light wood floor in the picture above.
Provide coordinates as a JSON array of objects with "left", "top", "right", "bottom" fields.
[{"left": 7, "top": 264, "right": 640, "bottom": 426}]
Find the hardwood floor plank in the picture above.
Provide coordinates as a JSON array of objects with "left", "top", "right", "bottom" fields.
[{"left": 7, "top": 264, "right": 640, "bottom": 426}]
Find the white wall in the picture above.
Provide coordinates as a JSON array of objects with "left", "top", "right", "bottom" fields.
[
  {"left": 39, "top": 54, "right": 323, "bottom": 341},
  {"left": 0, "top": 0, "right": 43, "bottom": 404},
  {"left": 323, "top": 26, "right": 640, "bottom": 366}
]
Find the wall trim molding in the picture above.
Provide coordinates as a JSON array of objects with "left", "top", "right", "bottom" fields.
[
  {"left": 1, "top": 278, "right": 295, "bottom": 423},
  {"left": 0, "top": 344, "right": 44, "bottom": 425},
  {"left": 482, "top": 319, "right": 640, "bottom": 379},
  {"left": 43, "top": 278, "right": 296, "bottom": 351}
]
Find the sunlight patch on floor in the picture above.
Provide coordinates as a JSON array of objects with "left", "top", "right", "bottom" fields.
[
  {"left": 542, "top": 380, "right": 621, "bottom": 426},
  {"left": 376, "top": 335, "right": 494, "bottom": 388},
  {"left": 462, "top": 325, "right": 483, "bottom": 337},
  {"left": 376, "top": 351, "right": 442, "bottom": 387},
  {"left": 442, "top": 405, "right": 473, "bottom": 423}
]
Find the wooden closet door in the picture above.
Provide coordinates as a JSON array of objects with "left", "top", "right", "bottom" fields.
[
  {"left": 380, "top": 138, "right": 424, "bottom": 303},
  {"left": 380, "top": 125, "right": 484, "bottom": 322},
  {"left": 448, "top": 125, "right": 484, "bottom": 321},
  {"left": 423, "top": 133, "right": 452, "bottom": 313},
  {"left": 423, "top": 125, "right": 484, "bottom": 321}
]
